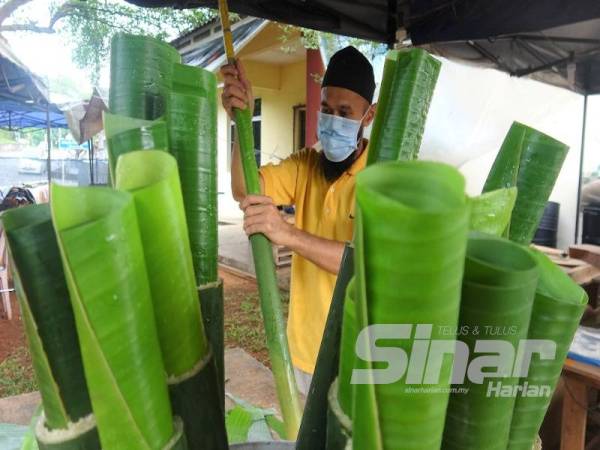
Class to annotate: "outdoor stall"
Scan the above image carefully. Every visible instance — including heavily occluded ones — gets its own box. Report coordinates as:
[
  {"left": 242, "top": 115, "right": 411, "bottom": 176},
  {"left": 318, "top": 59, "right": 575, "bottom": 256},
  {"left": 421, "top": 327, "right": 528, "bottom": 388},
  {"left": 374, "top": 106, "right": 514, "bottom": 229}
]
[{"left": 1, "top": 1, "right": 600, "bottom": 450}]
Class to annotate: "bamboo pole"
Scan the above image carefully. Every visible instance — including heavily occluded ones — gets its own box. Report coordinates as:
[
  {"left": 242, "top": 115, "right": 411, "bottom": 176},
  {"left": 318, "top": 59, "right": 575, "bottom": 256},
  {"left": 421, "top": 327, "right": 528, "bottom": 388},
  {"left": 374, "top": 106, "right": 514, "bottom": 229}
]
[{"left": 217, "top": 0, "right": 301, "bottom": 438}]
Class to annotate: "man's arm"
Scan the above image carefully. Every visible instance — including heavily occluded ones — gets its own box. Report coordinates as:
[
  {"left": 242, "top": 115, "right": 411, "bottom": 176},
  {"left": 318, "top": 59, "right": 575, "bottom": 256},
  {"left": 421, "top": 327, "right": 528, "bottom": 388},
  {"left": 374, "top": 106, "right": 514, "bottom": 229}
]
[
  {"left": 241, "top": 195, "right": 345, "bottom": 274},
  {"left": 230, "top": 137, "right": 265, "bottom": 201}
]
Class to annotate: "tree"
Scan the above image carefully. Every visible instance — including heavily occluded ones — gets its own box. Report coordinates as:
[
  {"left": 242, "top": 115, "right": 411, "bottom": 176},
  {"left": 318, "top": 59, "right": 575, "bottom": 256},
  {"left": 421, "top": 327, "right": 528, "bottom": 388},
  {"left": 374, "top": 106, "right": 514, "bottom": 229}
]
[{"left": 0, "top": 0, "right": 215, "bottom": 83}]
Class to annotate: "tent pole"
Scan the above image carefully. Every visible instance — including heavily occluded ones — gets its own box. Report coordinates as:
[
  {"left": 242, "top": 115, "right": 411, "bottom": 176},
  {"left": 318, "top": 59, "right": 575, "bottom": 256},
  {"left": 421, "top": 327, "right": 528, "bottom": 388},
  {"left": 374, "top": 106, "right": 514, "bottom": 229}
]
[
  {"left": 46, "top": 102, "right": 51, "bottom": 188},
  {"left": 574, "top": 94, "right": 588, "bottom": 244}
]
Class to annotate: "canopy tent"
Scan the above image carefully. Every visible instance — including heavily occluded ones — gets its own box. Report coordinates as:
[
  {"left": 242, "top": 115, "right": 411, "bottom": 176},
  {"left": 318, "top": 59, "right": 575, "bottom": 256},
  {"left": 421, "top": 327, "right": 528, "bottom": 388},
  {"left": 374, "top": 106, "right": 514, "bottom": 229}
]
[
  {"left": 0, "top": 39, "right": 66, "bottom": 130},
  {"left": 128, "top": 0, "right": 600, "bottom": 243}
]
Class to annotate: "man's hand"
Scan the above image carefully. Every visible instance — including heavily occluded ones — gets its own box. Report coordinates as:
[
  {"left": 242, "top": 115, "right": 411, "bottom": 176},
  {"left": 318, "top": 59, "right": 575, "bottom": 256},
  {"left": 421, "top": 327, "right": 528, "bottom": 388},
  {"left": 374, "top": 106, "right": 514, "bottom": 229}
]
[
  {"left": 220, "top": 59, "right": 254, "bottom": 120},
  {"left": 241, "top": 195, "right": 294, "bottom": 246}
]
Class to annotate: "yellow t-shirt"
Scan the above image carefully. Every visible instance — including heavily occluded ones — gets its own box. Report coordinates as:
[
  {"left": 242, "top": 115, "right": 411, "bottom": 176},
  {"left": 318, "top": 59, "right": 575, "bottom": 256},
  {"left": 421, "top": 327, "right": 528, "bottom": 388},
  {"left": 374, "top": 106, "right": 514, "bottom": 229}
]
[{"left": 259, "top": 143, "right": 368, "bottom": 374}]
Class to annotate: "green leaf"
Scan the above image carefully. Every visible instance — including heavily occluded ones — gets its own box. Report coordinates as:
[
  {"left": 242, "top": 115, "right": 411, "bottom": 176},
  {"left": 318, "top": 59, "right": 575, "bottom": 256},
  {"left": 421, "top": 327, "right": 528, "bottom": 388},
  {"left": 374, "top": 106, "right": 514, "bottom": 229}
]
[
  {"left": 469, "top": 187, "right": 517, "bottom": 236},
  {"left": 507, "top": 249, "right": 587, "bottom": 450},
  {"left": 103, "top": 112, "right": 168, "bottom": 185},
  {"left": 109, "top": 33, "right": 181, "bottom": 120},
  {"left": 367, "top": 49, "right": 441, "bottom": 164},
  {"left": 115, "top": 150, "right": 209, "bottom": 376},
  {"left": 225, "top": 406, "right": 253, "bottom": 444},
  {"left": 337, "top": 277, "right": 357, "bottom": 418},
  {"left": 442, "top": 233, "right": 539, "bottom": 450},
  {"left": 168, "top": 65, "right": 219, "bottom": 285},
  {"left": 2, "top": 205, "right": 93, "bottom": 430},
  {"left": 482, "top": 122, "right": 569, "bottom": 244},
  {"left": 51, "top": 184, "right": 174, "bottom": 450},
  {"left": 353, "top": 161, "right": 470, "bottom": 450}
]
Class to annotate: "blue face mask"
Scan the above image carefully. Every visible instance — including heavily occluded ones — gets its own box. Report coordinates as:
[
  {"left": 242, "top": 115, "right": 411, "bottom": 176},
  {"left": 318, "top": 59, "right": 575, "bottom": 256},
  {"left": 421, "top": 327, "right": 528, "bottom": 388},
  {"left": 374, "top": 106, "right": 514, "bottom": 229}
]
[{"left": 317, "top": 111, "right": 365, "bottom": 162}]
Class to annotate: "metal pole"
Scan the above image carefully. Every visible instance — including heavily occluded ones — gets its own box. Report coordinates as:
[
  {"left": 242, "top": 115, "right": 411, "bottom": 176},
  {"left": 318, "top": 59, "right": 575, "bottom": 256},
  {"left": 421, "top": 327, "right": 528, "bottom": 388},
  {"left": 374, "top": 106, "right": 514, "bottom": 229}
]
[
  {"left": 46, "top": 102, "right": 51, "bottom": 188},
  {"left": 574, "top": 94, "right": 588, "bottom": 244},
  {"left": 89, "top": 139, "right": 94, "bottom": 185}
]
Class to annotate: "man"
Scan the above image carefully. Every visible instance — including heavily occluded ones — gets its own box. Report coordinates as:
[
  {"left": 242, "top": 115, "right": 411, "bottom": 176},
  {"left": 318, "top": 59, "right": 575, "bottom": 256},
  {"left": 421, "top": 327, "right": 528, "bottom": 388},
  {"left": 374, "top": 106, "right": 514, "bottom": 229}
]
[{"left": 221, "top": 46, "right": 376, "bottom": 393}]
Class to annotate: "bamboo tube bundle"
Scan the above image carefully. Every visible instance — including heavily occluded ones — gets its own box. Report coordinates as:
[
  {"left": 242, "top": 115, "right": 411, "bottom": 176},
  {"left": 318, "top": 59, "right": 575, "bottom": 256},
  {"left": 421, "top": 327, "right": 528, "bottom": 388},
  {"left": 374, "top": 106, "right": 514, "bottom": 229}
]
[
  {"left": 115, "top": 150, "right": 228, "bottom": 450},
  {"left": 109, "top": 33, "right": 181, "bottom": 120},
  {"left": 507, "top": 249, "right": 587, "bottom": 450},
  {"left": 442, "top": 234, "right": 539, "bottom": 450},
  {"left": 1, "top": 205, "right": 101, "bottom": 450},
  {"left": 51, "top": 184, "right": 187, "bottom": 450},
  {"left": 352, "top": 161, "right": 470, "bottom": 450},
  {"left": 104, "top": 112, "right": 169, "bottom": 184},
  {"left": 366, "top": 49, "right": 441, "bottom": 165},
  {"left": 483, "top": 122, "right": 569, "bottom": 244}
]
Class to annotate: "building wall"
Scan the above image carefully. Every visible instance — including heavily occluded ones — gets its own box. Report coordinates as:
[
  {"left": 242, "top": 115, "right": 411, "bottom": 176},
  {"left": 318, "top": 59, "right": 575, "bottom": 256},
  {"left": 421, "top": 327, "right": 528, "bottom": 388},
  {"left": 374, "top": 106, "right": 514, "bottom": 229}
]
[{"left": 217, "top": 58, "right": 307, "bottom": 220}]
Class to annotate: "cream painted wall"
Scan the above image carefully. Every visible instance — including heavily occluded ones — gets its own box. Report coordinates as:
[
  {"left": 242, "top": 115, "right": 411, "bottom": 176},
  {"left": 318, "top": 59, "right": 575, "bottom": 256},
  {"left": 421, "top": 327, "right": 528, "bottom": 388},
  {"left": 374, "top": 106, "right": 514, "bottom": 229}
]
[{"left": 217, "top": 58, "right": 307, "bottom": 220}]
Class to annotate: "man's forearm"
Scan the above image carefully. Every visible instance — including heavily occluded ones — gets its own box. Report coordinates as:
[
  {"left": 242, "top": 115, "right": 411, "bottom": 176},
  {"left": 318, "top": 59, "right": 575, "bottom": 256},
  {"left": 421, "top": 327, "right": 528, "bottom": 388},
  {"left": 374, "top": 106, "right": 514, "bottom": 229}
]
[{"left": 284, "top": 227, "right": 345, "bottom": 274}]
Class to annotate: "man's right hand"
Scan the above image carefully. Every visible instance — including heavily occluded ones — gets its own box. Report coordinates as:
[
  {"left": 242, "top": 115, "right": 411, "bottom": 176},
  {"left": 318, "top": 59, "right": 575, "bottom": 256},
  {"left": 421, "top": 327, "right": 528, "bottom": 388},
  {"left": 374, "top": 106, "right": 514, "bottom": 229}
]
[{"left": 220, "top": 59, "right": 254, "bottom": 120}]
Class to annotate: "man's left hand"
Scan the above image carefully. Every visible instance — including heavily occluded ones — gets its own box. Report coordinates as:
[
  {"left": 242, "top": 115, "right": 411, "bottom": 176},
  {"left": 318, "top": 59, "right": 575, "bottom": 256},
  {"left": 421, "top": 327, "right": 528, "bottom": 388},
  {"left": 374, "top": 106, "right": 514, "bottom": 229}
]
[{"left": 240, "top": 195, "right": 295, "bottom": 246}]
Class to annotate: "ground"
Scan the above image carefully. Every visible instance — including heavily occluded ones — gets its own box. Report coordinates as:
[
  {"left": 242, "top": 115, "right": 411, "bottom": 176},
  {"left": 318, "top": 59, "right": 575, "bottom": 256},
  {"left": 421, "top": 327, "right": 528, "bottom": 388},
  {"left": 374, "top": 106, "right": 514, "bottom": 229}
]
[{"left": 0, "top": 267, "right": 281, "bottom": 398}]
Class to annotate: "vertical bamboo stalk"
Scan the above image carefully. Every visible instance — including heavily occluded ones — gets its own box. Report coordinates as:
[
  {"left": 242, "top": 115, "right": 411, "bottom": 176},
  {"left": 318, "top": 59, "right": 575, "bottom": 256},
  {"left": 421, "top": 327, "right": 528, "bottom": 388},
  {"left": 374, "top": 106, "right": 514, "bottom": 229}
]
[{"left": 217, "top": 0, "right": 301, "bottom": 437}]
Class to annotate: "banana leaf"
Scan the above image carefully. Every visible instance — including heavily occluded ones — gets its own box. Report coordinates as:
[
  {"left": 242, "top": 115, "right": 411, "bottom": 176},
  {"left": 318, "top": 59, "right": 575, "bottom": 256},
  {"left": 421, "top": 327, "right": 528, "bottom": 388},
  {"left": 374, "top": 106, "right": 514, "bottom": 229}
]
[
  {"left": 109, "top": 33, "right": 180, "bottom": 120},
  {"left": 169, "top": 66, "right": 218, "bottom": 286},
  {"left": 442, "top": 233, "right": 539, "bottom": 450},
  {"left": 337, "top": 277, "right": 357, "bottom": 418},
  {"left": 51, "top": 184, "right": 175, "bottom": 450},
  {"left": 482, "top": 122, "right": 569, "bottom": 244},
  {"left": 296, "top": 245, "right": 354, "bottom": 450},
  {"left": 235, "top": 106, "right": 301, "bottom": 437},
  {"left": 366, "top": 49, "right": 441, "bottom": 165},
  {"left": 326, "top": 379, "right": 352, "bottom": 450},
  {"left": 103, "top": 112, "right": 168, "bottom": 185},
  {"left": 469, "top": 187, "right": 517, "bottom": 236},
  {"left": 507, "top": 249, "right": 587, "bottom": 450},
  {"left": 2, "top": 205, "right": 101, "bottom": 450},
  {"left": 115, "top": 150, "right": 227, "bottom": 450},
  {"left": 352, "top": 161, "right": 470, "bottom": 450}
]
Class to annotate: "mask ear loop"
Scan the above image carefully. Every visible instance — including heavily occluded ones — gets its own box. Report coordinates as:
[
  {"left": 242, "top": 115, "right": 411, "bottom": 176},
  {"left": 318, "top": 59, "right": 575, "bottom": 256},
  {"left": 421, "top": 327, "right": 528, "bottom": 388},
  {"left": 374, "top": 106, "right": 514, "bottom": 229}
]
[{"left": 356, "top": 105, "right": 373, "bottom": 148}]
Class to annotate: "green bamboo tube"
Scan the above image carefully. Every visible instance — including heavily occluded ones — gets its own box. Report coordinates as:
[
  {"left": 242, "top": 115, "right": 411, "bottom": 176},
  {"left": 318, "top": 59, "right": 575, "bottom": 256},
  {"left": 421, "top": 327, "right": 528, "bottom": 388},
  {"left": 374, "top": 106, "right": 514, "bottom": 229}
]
[
  {"left": 51, "top": 184, "right": 178, "bottom": 450},
  {"left": 109, "top": 33, "right": 181, "bottom": 120},
  {"left": 337, "top": 277, "right": 357, "bottom": 418},
  {"left": 1, "top": 205, "right": 101, "bottom": 450},
  {"left": 235, "top": 106, "right": 302, "bottom": 438},
  {"left": 366, "top": 49, "right": 441, "bottom": 165},
  {"left": 167, "top": 76, "right": 218, "bottom": 286},
  {"left": 483, "top": 122, "right": 569, "bottom": 244},
  {"left": 296, "top": 245, "right": 354, "bottom": 450},
  {"left": 326, "top": 379, "right": 352, "bottom": 450},
  {"left": 103, "top": 112, "right": 168, "bottom": 185},
  {"left": 507, "top": 249, "right": 587, "bottom": 450},
  {"left": 198, "top": 280, "right": 225, "bottom": 406},
  {"left": 469, "top": 187, "right": 518, "bottom": 236},
  {"left": 352, "top": 161, "right": 469, "bottom": 450},
  {"left": 442, "top": 233, "right": 539, "bottom": 450},
  {"left": 115, "top": 150, "right": 227, "bottom": 450}
]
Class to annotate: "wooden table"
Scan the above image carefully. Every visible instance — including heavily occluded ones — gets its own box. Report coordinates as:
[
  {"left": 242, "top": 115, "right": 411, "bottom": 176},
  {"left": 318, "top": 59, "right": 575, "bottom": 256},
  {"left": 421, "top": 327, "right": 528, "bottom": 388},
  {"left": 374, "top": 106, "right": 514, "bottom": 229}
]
[{"left": 561, "top": 358, "right": 600, "bottom": 450}]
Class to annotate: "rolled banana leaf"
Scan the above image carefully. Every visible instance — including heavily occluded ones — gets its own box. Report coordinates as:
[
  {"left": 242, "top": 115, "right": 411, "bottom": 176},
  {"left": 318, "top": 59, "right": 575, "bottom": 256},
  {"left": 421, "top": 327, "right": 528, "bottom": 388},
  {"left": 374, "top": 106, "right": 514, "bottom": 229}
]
[
  {"left": 50, "top": 184, "right": 175, "bottom": 450},
  {"left": 507, "top": 249, "right": 587, "bottom": 450},
  {"left": 296, "top": 245, "right": 354, "bottom": 450},
  {"left": 115, "top": 150, "right": 227, "bottom": 450},
  {"left": 1, "top": 205, "right": 101, "bottom": 449},
  {"left": 469, "top": 187, "right": 517, "bottom": 236},
  {"left": 235, "top": 106, "right": 301, "bottom": 437},
  {"left": 366, "top": 49, "right": 441, "bottom": 165},
  {"left": 442, "top": 233, "right": 539, "bottom": 450},
  {"left": 337, "top": 277, "right": 357, "bottom": 418},
  {"left": 169, "top": 66, "right": 218, "bottom": 286},
  {"left": 103, "top": 111, "right": 168, "bottom": 185},
  {"left": 482, "top": 122, "right": 569, "bottom": 244},
  {"left": 352, "top": 161, "right": 470, "bottom": 450},
  {"left": 326, "top": 379, "right": 352, "bottom": 450},
  {"left": 109, "top": 33, "right": 180, "bottom": 120}
]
